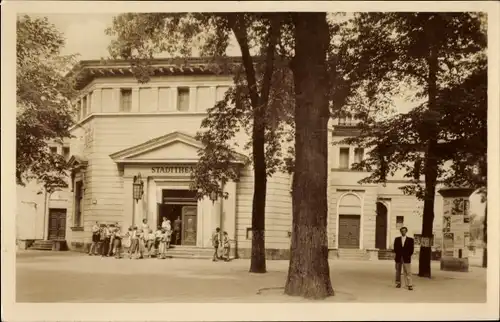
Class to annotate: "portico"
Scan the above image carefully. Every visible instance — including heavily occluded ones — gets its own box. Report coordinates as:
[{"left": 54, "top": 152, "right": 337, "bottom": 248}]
[{"left": 110, "top": 131, "right": 245, "bottom": 248}]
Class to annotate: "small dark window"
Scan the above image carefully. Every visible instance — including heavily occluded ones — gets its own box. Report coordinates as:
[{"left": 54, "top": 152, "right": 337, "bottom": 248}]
[
  {"left": 62, "top": 147, "right": 70, "bottom": 160},
  {"left": 49, "top": 147, "right": 57, "bottom": 154},
  {"left": 177, "top": 87, "right": 190, "bottom": 112},
  {"left": 339, "top": 148, "right": 349, "bottom": 169},
  {"left": 120, "top": 89, "right": 132, "bottom": 112},
  {"left": 396, "top": 216, "right": 404, "bottom": 229}
]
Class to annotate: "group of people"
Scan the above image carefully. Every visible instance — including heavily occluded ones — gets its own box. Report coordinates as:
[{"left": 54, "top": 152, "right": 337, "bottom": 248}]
[
  {"left": 88, "top": 217, "right": 177, "bottom": 259},
  {"left": 88, "top": 218, "right": 232, "bottom": 262}
]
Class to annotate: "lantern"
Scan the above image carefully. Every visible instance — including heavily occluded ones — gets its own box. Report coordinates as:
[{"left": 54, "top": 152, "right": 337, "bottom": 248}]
[
  {"left": 209, "top": 191, "right": 218, "bottom": 203},
  {"left": 133, "top": 173, "right": 144, "bottom": 202}
]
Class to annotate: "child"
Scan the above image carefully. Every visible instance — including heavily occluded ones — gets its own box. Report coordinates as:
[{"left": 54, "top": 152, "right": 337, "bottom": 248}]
[
  {"left": 113, "top": 227, "right": 123, "bottom": 259},
  {"left": 158, "top": 228, "right": 167, "bottom": 259},
  {"left": 222, "top": 231, "right": 231, "bottom": 262},
  {"left": 101, "top": 225, "right": 111, "bottom": 257},
  {"left": 122, "top": 227, "right": 132, "bottom": 255},
  {"left": 147, "top": 228, "right": 155, "bottom": 258},
  {"left": 129, "top": 226, "right": 139, "bottom": 259},
  {"left": 136, "top": 229, "right": 146, "bottom": 259},
  {"left": 154, "top": 226, "right": 162, "bottom": 256}
]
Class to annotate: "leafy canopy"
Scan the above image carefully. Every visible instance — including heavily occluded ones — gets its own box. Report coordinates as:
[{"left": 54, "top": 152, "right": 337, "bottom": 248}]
[{"left": 16, "top": 15, "right": 77, "bottom": 189}]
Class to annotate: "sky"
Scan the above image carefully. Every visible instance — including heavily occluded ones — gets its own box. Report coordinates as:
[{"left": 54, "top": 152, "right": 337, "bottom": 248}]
[{"left": 38, "top": 13, "right": 486, "bottom": 215}]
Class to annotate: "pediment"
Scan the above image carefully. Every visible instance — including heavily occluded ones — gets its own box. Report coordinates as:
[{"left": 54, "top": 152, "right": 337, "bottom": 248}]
[{"left": 110, "top": 131, "right": 247, "bottom": 164}]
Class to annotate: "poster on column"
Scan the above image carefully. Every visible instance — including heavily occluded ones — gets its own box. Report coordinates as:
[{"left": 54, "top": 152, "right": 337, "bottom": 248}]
[
  {"left": 454, "top": 232, "right": 464, "bottom": 248},
  {"left": 443, "top": 232, "right": 454, "bottom": 257},
  {"left": 443, "top": 216, "right": 451, "bottom": 232},
  {"left": 443, "top": 198, "right": 451, "bottom": 216},
  {"left": 451, "top": 198, "right": 465, "bottom": 216}
]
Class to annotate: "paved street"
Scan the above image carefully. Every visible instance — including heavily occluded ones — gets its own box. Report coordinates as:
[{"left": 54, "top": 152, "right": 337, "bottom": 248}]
[{"left": 16, "top": 250, "right": 486, "bottom": 303}]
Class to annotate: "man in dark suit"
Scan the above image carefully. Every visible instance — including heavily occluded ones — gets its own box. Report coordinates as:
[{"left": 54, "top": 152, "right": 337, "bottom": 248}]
[{"left": 393, "top": 226, "right": 414, "bottom": 290}]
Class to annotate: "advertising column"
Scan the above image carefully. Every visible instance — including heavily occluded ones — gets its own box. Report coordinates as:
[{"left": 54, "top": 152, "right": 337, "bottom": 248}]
[{"left": 438, "top": 188, "right": 475, "bottom": 272}]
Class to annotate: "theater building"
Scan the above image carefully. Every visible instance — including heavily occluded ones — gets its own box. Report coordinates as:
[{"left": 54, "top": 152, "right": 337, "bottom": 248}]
[{"left": 17, "top": 57, "right": 446, "bottom": 259}]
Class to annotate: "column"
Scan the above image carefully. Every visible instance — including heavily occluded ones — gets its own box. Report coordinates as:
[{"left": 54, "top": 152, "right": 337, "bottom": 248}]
[
  {"left": 131, "top": 88, "right": 140, "bottom": 112},
  {"left": 438, "top": 188, "right": 475, "bottom": 272},
  {"left": 349, "top": 147, "right": 355, "bottom": 169},
  {"left": 123, "top": 177, "right": 134, "bottom": 229},
  {"left": 92, "top": 88, "right": 102, "bottom": 113}
]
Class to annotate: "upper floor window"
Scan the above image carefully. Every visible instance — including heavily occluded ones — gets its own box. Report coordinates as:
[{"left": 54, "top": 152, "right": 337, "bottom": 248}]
[
  {"left": 354, "top": 148, "right": 364, "bottom": 164},
  {"left": 62, "top": 146, "right": 70, "bottom": 160},
  {"left": 49, "top": 146, "right": 58, "bottom": 154},
  {"left": 120, "top": 89, "right": 132, "bottom": 112},
  {"left": 82, "top": 96, "right": 88, "bottom": 117},
  {"left": 339, "top": 147, "right": 350, "bottom": 169},
  {"left": 177, "top": 87, "right": 190, "bottom": 112}
]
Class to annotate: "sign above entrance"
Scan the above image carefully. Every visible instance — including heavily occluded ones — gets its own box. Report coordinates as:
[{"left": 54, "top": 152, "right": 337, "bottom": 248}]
[{"left": 151, "top": 166, "right": 193, "bottom": 174}]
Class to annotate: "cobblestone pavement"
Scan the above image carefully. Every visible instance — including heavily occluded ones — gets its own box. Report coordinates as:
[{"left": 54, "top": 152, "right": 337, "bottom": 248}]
[{"left": 16, "top": 250, "right": 486, "bottom": 303}]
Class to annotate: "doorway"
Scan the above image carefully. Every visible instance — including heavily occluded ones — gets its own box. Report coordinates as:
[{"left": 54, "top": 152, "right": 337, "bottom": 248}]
[
  {"left": 338, "top": 215, "right": 361, "bottom": 248},
  {"left": 375, "top": 202, "right": 388, "bottom": 249},
  {"left": 48, "top": 208, "right": 66, "bottom": 240},
  {"left": 157, "top": 189, "right": 198, "bottom": 246}
]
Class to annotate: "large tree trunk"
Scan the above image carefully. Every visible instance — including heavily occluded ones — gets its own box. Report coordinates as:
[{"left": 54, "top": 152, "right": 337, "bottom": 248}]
[
  {"left": 284, "top": 13, "right": 334, "bottom": 299},
  {"left": 418, "top": 37, "right": 439, "bottom": 278},
  {"left": 482, "top": 203, "right": 487, "bottom": 268},
  {"left": 250, "top": 110, "right": 267, "bottom": 273}
]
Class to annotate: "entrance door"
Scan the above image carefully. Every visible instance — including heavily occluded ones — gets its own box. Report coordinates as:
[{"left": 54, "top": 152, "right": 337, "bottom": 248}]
[
  {"left": 338, "top": 215, "right": 360, "bottom": 248},
  {"left": 375, "top": 202, "right": 388, "bottom": 249},
  {"left": 48, "top": 208, "right": 66, "bottom": 240},
  {"left": 181, "top": 206, "right": 197, "bottom": 246}
]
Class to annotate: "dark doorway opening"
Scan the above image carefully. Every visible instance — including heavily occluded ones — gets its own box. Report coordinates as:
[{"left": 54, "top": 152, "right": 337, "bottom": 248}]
[
  {"left": 48, "top": 208, "right": 67, "bottom": 240},
  {"left": 375, "top": 202, "right": 388, "bottom": 249},
  {"left": 157, "top": 189, "right": 197, "bottom": 246}
]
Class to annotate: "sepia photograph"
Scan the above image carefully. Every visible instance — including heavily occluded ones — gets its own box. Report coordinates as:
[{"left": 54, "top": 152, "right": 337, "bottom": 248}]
[{"left": 2, "top": 1, "right": 499, "bottom": 321}]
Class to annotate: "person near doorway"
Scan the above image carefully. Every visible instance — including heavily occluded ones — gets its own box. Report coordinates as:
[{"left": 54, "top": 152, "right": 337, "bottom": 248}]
[
  {"left": 154, "top": 226, "right": 163, "bottom": 257},
  {"left": 101, "top": 225, "right": 111, "bottom": 257},
  {"left": 89, "top": 221, "right": 100, "bottom": 256},
  {"left": 123, "top": 226, "right": 132, "bottom": 255},
  {"left": 158, "top": 228, "right": 168, "bottom": 259},
  {"left": 136, "top": 229, "right": 146, "bottom": 259},
  {"left": 108, "top": 225, "right": 117, "bottom": 257},
  {"left": 129, "top": 226, "right": 139, "bottom": 259},
  {"left": 393, "top": 226, "right": 414, "bottom": 290},
  {"left": 146, "top": 228, "right": 155, "bottom": 258},
  {"left": 161, "top": 217, "right": 171, "bottom": 233},
  {"left": 142, "top": 219, "right": 149, "bottom": 234},
  {"left": 113, "top": 227, "right": 123, "bottom": 259},
  {"left": 212, "top": 227, "right": 221, "bottom": 262},
  {"left": 173, "top": 216, "right": 182, "bottom": 245},
  {"left": 222, "top": 231, "right": 231, "bottom": 262}
]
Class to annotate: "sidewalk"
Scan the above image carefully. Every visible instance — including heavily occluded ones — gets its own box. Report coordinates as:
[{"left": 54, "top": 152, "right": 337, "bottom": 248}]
[{"left": 16, "top": 251, "right": 486, "bottom": 303}]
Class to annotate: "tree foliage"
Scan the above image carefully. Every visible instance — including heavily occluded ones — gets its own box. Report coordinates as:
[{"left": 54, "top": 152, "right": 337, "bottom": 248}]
[
  {"left": 16, "top": 15, "right": 77, "bottom": 189},
  {"left": 339, "top": 12, "right": 486, "bottom": 277}
]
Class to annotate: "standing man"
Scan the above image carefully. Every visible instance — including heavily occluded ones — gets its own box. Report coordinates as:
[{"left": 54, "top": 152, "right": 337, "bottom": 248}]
[
  {"left": 393, "top": 226, "right": 414, "bottom": 290},
  {"left": 173, "top": 216, "right": 182, "bottom": 245},
  {"left": 212, "top": 227, "right": 221, "bottom": 262}
]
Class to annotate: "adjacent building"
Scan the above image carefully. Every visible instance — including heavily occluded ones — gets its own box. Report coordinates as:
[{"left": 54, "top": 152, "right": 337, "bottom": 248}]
[{"left": 16, "top": 57, "right": 446, "bottom": 259}]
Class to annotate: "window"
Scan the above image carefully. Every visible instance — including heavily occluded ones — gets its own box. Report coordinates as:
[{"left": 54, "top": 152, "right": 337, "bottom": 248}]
[
  {"left": 49, "top": 147, "right": 57, "bottom": 154},
  {"left": 120, "top": 89, "right": 132, "bottom": 112},
  {"left": 354, "top": 148, "right": 364, "bottom": 164},
  {"left": 62, "top": 147, "right": 70, "bottom": 160},
  {"left": 74, "top": 181, "right": 83, "bottom": 227},
  {"left": 196, "top": 87, "right": 211, "bottom": 111},
  {"left": 396, "top": 216, "right": 404, "bottom": 229},
  {"left": 177, "top": 87, "right": 190, "bottom": 111},
  {"left": 82, "top": 96, "right": 88, "bottom": 117},
  {"left": 339, "top": 148, "right": 350, "bottom": 169}
]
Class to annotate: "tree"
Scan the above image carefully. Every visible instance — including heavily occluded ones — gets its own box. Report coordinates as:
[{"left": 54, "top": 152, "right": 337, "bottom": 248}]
[
  {"left": 284, "top": 13, "right": 334, "bottom": 299},
  {"left": 106, "top": 13, "right": 291, "bottom": 273},
  {"left": 339, "top": 12, "right": 486, "bottom": 278},
  {"left": 16, "top": 15, "right": 77, "bottom": 188}
]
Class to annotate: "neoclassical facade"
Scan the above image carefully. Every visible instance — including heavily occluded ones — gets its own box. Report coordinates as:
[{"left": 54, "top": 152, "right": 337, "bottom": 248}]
[{"left": 16, "top": 58, "right": 445, "bottom": 259}]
